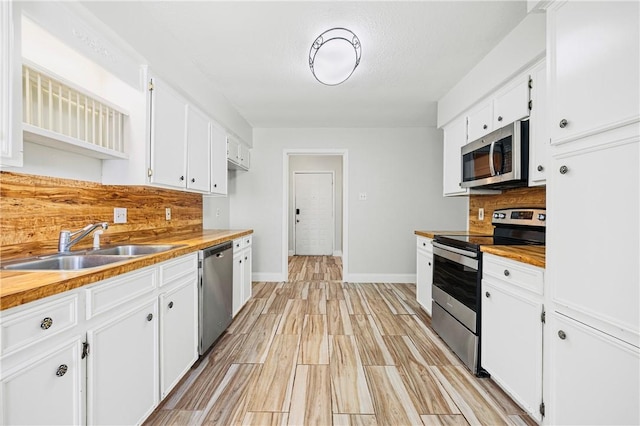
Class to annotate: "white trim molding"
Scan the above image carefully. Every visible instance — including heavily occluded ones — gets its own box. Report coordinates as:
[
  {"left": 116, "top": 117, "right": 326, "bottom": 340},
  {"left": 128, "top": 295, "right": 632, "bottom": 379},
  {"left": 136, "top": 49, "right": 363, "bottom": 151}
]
[{"left": 347, "top": 274, "right": 416, "bottom": 284}]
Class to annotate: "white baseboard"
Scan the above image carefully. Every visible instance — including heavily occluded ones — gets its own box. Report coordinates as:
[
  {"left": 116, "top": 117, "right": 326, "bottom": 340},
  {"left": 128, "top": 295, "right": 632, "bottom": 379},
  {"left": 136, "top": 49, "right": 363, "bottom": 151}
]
[
  {"left": 345, "top": 273, "right": 416, "bottom": 284},
  {"left": 252, "top": 272, "right": 286, "bottom": 282},
  {"left": 332, "top": 250, "right": 342, "bottom": 257},
  {"left": 288, "top": 250, "right": 294, "bottom": 256}
]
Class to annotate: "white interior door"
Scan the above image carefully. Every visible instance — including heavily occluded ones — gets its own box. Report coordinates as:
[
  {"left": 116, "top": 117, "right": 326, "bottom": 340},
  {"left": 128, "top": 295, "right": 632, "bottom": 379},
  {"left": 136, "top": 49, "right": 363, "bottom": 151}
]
[{"left": 294, "top": 172, "right": 334, "bottom": 255}]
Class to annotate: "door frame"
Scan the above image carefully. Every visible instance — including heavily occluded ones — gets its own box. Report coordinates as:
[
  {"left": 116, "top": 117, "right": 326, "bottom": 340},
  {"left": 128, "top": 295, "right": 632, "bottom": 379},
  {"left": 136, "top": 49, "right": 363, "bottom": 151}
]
[
  {"left": 292, "top": 171, "right": 335, "bottom": 256},
  {"left": 282, "top": 149, "right": 349, "bottom": 282}
]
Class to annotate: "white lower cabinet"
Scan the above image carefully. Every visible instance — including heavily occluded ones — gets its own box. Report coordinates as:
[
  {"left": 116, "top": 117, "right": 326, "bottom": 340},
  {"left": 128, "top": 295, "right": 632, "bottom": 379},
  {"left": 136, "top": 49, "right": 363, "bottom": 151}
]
[
  {"left": 0, "top": 337, "right": 84, "bottom": 425},
  {"left": 548, "top": 312, "right": 640, "bottom": 426},
  {"left": 232, "top": 236, "right": 252, "bottom": 316},
  {"left": 87, "top": 298, "right": 159, "bottom": 426},
  {"left": 481, "top": 254, "right": 544, "bottom": 422},
  {"left": 159, "top": 280, "right": 198, "bottom": 398},
  {"left": 415, "top": 236, "right": 433, "bottom": 315},
  {"left": 0, "top": 252, "right": 200, "bottom": 425}
]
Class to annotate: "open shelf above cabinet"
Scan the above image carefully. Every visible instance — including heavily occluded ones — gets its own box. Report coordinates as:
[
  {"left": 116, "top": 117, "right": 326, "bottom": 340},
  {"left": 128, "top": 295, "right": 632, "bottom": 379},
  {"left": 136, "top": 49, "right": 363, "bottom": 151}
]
[{"left": 22, "top": 64, "right": 128, "bottom": 160}]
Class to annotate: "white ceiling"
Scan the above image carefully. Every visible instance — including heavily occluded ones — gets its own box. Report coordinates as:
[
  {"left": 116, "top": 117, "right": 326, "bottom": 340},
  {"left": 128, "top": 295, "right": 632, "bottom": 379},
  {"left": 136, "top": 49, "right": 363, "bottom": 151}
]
[{"left": 81, "top": 1, "right": 528, "bottom": 128}]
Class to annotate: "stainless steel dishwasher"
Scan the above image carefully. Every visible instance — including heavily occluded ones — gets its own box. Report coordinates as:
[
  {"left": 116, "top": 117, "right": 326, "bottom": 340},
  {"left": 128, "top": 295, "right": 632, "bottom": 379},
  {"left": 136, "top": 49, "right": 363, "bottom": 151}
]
[{"left": 198, "top": 241, "right": 233, "bottom": 355}]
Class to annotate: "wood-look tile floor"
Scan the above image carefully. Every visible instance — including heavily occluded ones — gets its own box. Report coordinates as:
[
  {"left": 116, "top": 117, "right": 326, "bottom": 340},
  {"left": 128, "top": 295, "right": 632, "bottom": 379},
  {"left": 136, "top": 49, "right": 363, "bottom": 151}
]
[
  {"left": 288, "top": 255, "right": 342, "bottom": 281},
  {"left": 145, "top": 257, "right": 536, "bottom": 426}
]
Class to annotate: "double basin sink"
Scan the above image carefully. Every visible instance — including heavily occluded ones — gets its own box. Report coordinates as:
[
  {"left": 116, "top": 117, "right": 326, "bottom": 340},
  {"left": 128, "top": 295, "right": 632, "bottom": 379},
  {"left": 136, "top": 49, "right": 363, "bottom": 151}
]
[{"left": 2, "top": 245, "right": 185, "bottom": 271}]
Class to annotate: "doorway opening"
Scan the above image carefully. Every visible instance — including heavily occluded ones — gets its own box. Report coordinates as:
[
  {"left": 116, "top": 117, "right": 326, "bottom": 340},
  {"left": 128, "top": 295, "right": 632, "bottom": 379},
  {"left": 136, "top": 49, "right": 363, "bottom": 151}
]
[{"left": 282, "top": 150, "right": 348, "bottom": 282}]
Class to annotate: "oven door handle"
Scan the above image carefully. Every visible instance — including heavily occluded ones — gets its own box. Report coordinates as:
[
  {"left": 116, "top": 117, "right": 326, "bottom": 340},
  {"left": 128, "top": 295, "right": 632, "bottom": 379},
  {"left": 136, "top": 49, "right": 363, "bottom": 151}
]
[{"left": 432, "top": 242, "right": 478, "bottom": 259}]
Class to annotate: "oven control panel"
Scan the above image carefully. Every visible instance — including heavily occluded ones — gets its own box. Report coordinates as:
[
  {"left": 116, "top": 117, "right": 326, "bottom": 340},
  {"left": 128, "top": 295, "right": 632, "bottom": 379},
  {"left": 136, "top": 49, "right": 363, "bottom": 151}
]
[{"left": 492, "top": 208, "right": 546, "bottom": 227}]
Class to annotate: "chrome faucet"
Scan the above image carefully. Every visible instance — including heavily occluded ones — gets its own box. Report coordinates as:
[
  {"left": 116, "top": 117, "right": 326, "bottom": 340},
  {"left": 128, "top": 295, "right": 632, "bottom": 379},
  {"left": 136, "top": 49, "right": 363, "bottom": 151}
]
[{"left": 58, "top": 222, "right": 109, "bottom": 253}]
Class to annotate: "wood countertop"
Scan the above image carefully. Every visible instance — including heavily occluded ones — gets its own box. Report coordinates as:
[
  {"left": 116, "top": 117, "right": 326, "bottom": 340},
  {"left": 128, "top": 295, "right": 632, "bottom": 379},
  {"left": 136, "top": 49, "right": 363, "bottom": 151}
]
[
  {"left": 0, "top": 229, "right": 253, "bottom": 311},
  {"left": 481, "top": 245, "right": 546, "bottom": 268},
  {"left": 414, "top": 230, "right": 545, "bottom": 268},
  {"left": 414, "top": 230, "right": 487, "bottom": 239}
]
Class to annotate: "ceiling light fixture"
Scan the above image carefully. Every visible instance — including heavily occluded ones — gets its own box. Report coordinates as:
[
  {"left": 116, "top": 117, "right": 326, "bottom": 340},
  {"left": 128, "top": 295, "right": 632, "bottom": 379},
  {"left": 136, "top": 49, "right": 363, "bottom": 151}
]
[{"left": 309, "top": 28, "right": 361, "bottom": 86}]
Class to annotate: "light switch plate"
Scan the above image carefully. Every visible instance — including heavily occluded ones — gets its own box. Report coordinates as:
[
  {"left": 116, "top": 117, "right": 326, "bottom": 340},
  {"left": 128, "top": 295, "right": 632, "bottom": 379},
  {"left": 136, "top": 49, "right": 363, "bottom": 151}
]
[
  {"left": 478, "top": 208, "right": 484, "bottom": 220},
  {"left": 165, "top": 208, "right": 171, "bottom": 221},
  {"left": 114, "top": 208, "right": 127, "bottom": 224}
]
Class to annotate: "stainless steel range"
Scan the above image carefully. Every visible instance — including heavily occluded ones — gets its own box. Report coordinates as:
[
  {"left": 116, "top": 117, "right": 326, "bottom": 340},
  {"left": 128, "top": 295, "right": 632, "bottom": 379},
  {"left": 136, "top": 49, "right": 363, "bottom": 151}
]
[{"left": 431, "top": 207, "right": 546, "bottom": 376}]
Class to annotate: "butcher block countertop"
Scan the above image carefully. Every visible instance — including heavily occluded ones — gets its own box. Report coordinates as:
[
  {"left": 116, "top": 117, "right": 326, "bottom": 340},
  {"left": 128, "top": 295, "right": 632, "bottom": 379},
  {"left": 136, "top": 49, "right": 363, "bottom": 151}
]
[
  {"left": 414, "top": 230, "right": 486, "bottom": 239},
  {"left": 481, "top": 245, "right": 546, "bottom": 268},
  {"left": 414, "top": 230, "right": 545, "bottom": 268},
  {"left": 0, "top": 229, "right": 253, "bottom": 311}
]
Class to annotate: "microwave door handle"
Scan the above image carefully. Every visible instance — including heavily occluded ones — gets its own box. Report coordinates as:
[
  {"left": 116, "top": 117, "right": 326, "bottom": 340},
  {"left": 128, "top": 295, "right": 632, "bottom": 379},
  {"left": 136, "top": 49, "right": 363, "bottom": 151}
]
[{"left": 489, "top": 140, "right": 496, "bottom": 176}]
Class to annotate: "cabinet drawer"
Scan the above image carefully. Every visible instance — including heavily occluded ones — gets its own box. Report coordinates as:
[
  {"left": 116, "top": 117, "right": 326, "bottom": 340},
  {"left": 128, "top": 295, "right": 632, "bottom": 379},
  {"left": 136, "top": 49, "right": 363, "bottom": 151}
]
[
  {"left": 1, "top": 294, "right": 78, "bottom": 355},
  {"left": 242, "top": 235, "right": 252, "bottom": 248},
  {"left": 483, "top": 254, "right": 544, "bottom": 295},
  {"left": 86, "top": 268, "right": 157, "bottom": 319},
  {"left": 416, "top": 236, "right": 433, "bottom": 253},
  {"left": 159, "top": 253, "right": 197, "bottom": 287},
  {"left": 233, "top": 238, "right": 243, "bottom": 253}
]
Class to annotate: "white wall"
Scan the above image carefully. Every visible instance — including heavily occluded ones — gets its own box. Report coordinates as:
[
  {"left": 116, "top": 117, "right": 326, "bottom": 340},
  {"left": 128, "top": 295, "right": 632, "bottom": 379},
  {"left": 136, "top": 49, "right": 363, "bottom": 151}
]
[
  {"left": 288, "top": 155, "right": 343, "bottom": 255},
  {"left": 203, "top": 194, "right": 230, "bottom": 230},
  {"left": 226, "top": 127, "right": 468, "bottom": 282}
]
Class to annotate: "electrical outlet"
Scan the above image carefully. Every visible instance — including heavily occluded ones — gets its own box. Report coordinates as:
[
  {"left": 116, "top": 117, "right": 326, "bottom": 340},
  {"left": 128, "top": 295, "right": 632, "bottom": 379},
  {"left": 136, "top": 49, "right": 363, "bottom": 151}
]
[
  {"left": 478, "top": 208, "right": 485, "bottom": 220},
  {"left": 114, "top": 207, "right": 127, "bottom": 224},
  {"left": 216, "top": 208, "right": 221, "bottom": 217},
  {"left": 165, "top": 208, "right": 171, "bottom": 221},
  {"left": 359, "top": 192, "right": 367, "bottom": 201}
]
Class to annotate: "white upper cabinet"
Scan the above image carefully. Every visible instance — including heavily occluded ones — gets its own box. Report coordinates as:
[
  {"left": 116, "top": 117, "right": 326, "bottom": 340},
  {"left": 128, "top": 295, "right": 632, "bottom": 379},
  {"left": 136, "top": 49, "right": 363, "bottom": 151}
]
[
  {"left": 185, "top": 105, "right": 211, "bottom": 192},
  {"left": 148, "top": 76, "right": 188, "bottom": 189},
  {"left": 467, "top": 101, "right": 493, "bottom": 143},
  {"left": 148, "top": 75, "right": 212, "bottom": 193},
  {"left": 467, "top": 75, "right": 531, "bottom": 143},
  {"left": 227, "top": 135, "right": 250, "bottom": 171},
  {"left": 493, "top": 75, "right": 531, "bottom": 129},
  {"left": 0, "top": 1, "right": 22, "bottom": 167},
  {"left": 442, "top": 117, "right": 469, "bottom": 196},
  {"left": 209, "top": 123, "right": 228, "bottom": 195},
  {"left": 528, "top": 61, "right": 548, "bottom": 186},
  {"left": 548, "top": 1, "right": 640, "bottom": 145}
]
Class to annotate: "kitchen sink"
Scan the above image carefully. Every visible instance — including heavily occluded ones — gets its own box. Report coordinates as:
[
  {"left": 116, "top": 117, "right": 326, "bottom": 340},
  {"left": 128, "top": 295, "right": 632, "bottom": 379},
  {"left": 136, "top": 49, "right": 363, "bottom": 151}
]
[
  {"left": 2, "top": 255, "right": 137, "bottom": 271},
  {"left": 90, "top": 244, "right": 185, "bottom": 256}
]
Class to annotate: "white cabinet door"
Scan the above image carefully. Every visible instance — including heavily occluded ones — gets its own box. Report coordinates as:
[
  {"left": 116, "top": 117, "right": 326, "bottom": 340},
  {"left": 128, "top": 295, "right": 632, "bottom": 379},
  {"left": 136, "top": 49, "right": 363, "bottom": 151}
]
[
  {"left": 0, "top": 1, "right": 22, "bottom": 167},
  {"left": 528, "top": 61, "right": 547, "bottom": 186},
  {"left": 239, "top": 144, "right": 251, "bottom": 170},
  {"left": 159, "top": 280, "right": 198, "bottom": 399},
  {"left": 232, "top": 251, "right": 243, "bottom": 316},
  {"left": 547, "top": 140, "right": 639, "bottom": 344},
  {"left": 210, "top": 124, "right": 228, "bottom": 195},
  {"left": 149, "top": 76, "right": 187, "bottom": 189},
  {"left": 467, "top": 101, "right": 493, "bottom": 142},
  {"left": 493, "top": 75, "right": 530, "bottom": 130},
  {"left": 442, "top": 117, "right": 468, "bottom": 196},
  {"left": 548, "top": 312, "right": 640, "bottom": 426},
  {"left": 548, "top": 1, "right": 640, "bottom": 145},
  {"left": 87, "top": 298, "right": 159, "bottom": 426},
  {"left": 185, "top": 105, "right": 211, "bottom": 192},
  {"left": 242, "top": 246, "right": 252, "bottom": 305},
  {"left": 416, "top": 238, "right": 433, "bottom": 315},
  {"left": 1, "top": 338, "right": 83, "bottom": 425},
  {"left": 481, "top": 282, "right": 542, "bottom": 422},
  {"left": 227, "top": 137, "right": 240, "bottom": 165}
]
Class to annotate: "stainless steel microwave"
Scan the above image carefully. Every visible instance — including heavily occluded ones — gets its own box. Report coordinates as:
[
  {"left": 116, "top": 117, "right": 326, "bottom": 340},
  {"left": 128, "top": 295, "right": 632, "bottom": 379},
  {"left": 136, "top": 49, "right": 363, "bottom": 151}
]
[{"left": 461, "top": 120, "right": 529, "bottom": 189}]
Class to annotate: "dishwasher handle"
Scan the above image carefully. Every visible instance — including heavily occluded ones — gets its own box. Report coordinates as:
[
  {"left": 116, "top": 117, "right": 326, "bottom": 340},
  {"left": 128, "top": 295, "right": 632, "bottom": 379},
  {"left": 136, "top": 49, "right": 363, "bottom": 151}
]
[{"left": 201, "top": 241, "right": 233, "bottom": 260}]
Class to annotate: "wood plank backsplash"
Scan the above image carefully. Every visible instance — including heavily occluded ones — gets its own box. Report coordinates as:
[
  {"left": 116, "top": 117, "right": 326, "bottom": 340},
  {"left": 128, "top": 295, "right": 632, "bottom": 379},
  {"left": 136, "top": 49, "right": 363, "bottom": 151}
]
[
  {"left": 469, "top": 186, "right": 546, "bottom": 234},
  {"left": 0, "top": 171, "right": 202, "bottom": 261}
]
